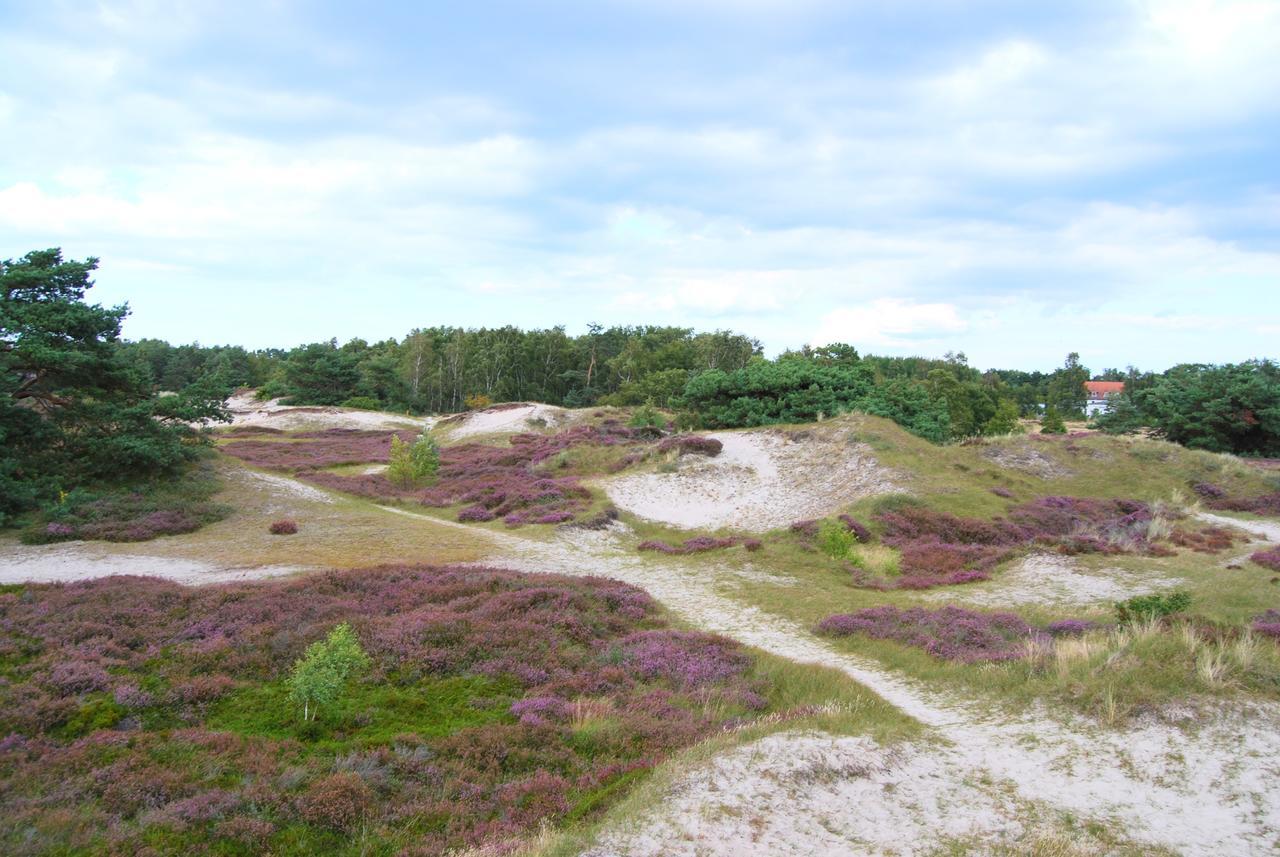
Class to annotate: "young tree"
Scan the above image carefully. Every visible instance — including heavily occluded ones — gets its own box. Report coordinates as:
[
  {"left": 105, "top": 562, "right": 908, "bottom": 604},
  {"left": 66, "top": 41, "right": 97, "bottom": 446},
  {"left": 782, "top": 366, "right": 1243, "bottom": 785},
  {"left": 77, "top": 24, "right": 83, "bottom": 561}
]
[
  {"left": 1040, "top": 406, "right": 1067, "bottom": 434},
  {"left": 1046, "top": 352, "right": 1089, "bottom": 418},
  {"left": 288, "top": 623, "right": 370, "bottom": 722},
  {"left": 388, "top": 432, "right": 440, "bottom": 488}
]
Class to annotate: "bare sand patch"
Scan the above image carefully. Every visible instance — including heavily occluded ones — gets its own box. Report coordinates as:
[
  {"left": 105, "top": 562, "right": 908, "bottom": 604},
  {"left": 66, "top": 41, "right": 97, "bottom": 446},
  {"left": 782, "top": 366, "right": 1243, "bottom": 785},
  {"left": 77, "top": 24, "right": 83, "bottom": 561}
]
[
  {"left": 219, "top": 390, "right": 431, "bottom": 432},
  {"left": 982, "top": 442, "right": 1070, "bottom": 479},
  {"left": 932, "top": 553, "right": 1183, "bottom": 608},
  {"left": 601, "top": 429, "right": 898, "bottom": 532},
  {"left": 440, "top": 403, "right": 573, "bottom": 440},
  {"left": 586, "top": 732, "right": 1024, "bottom": 857},
  {"left": 0, "top": 543, "right": 302, "bottom": 585}
]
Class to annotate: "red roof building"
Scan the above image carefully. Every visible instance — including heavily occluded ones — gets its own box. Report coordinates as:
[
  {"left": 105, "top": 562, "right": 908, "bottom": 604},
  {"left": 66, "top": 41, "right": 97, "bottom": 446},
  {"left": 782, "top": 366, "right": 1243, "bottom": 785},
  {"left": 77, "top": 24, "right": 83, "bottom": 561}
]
[{"left": 1084, "top": 381, "right": 1124, "bottom": 416}]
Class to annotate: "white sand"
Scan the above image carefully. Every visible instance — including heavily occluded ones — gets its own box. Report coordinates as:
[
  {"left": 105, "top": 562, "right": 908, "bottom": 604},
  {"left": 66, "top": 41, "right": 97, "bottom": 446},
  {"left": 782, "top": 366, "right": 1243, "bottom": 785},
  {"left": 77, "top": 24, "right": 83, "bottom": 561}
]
[
  {"left": 602, "top": 430, "right": 898, "bottom": 532},
  {"left": 444, "top": 403, "right": 571, "bottom": 439},
  {"left": 0, "top": 544, "right": 302, "bottom": 585},
  {"left": 933, "top": 553, "right": 1183, "bottom": 608},
  {"left": 586, "top": 733, "right": 1026, "bottom": 856},
  {"left": 218, "top": 390, "right": 432, "bottom": 432}
]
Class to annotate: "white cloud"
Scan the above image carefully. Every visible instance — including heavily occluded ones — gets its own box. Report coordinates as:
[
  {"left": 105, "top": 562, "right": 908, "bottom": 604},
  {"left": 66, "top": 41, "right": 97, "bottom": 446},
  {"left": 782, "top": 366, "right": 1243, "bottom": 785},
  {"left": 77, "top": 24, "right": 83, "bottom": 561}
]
[{"left": 812, "top": 300, "right": 968, "bottom": 349}]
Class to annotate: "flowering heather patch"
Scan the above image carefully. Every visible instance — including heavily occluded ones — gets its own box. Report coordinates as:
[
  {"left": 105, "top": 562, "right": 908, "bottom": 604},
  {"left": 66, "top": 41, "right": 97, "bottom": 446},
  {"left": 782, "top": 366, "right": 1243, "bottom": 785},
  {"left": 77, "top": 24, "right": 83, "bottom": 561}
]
[
  {"left": 837, "top": 514, "right": 872, "bottom": 543},
  {"left": 867, "top": 496, "right": 1175, "bottom": 590},
  {"left": 221, "top": 429, "right": 418, "bottom": 472},
  {"left": 1252, "top": 610, "right": 1280, "bottom": 639},
  {"left": 990, "top": 485, "right": 1015, "bottom": 499},
  {"left": 656, "top": 435, "right": 723, "bottom": 457},
  {"left": 1205, "top": 491, "right": 1280, "bottom": 517},
  {"left": 18, "top": 472, "right": 230, "bottom": 545},
  {"left": 637, "top": 536, "right": 742, "bottom": 554},
  {"left": 1192, "top": 481, "right": 1227, "bottom": 499},
  {"left": 268, "top": 519, "right": 298, "bottom": 535},
  {"left": 0, "top": 566, "right": 766, "bottom": 855},
  {"left": 256, "top": 424, "right": 646, "bottom": 527},
  {"left": 1046, "top": 619, "right": 1097, "bottom": 637},
  {"left": 1253, "top": 547, "right": 1280, "bottom": 572},
  {"left": 817, "top": 605, "right": 1041, "bottom": 662},
  {"left": 1169, "top": 526, "right": 1240, "bottom": 553},
  {"left": 790, "top": 519, "right": 820, "bottom": 537}
]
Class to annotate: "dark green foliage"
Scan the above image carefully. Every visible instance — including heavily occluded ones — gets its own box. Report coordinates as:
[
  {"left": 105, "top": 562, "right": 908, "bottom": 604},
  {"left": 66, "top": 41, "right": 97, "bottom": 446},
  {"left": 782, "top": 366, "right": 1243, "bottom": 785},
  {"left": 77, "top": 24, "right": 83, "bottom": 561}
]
[
  {"left": 1046, "top": 352, "right": 1090, "bottom": 419},
  {"left": 1115, "top": 590, "right": 1192, "bottom": 624},
  {"left": 1091, "top": 390, "right": 1146, "bottom": 435},
  {"left": 1040, "top": 406, "right": 1067, "bottom": 434},
  {"left": 0, "top": 249, "right": 227, "bottom": 526},
  {"left": 1131, "top": 361, "right": 1280, "bottom": 456}
]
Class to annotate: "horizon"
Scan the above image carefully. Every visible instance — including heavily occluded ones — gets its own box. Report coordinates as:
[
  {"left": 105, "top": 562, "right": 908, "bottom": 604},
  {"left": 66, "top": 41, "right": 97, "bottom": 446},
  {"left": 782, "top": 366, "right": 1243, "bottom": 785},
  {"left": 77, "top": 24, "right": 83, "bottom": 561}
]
[{"left": 2, "top": 1, "right": 1277, "bottom": 373}]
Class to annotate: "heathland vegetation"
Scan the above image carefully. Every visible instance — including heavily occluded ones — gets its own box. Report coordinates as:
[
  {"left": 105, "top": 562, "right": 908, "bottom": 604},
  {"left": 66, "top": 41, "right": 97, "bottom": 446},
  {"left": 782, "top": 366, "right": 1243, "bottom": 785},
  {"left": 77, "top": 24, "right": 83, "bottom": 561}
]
[{"left": 5, "top": 247, "right": 1280, "bottom": 853}]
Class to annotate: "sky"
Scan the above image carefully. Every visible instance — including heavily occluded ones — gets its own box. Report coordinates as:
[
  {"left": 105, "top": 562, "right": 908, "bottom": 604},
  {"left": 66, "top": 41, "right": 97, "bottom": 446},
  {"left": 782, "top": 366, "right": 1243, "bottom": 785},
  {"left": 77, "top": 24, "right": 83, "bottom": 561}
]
[{"left": 1, "top": 0, "right": 1277, "bottom": 372}]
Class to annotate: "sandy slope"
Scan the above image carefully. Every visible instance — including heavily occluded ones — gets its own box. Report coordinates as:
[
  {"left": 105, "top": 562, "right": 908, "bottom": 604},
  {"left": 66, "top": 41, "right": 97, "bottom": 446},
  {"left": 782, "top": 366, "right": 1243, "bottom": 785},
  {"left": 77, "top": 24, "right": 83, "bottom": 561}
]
[
  {"left": 441, "top": 403, "right": 573, "bottom": 440},
  {"left": 602, "top": 429, "right": 899, "bottom": 531},
  {"left": 220, "top": 390, "right": 432, "bottom": 431}
]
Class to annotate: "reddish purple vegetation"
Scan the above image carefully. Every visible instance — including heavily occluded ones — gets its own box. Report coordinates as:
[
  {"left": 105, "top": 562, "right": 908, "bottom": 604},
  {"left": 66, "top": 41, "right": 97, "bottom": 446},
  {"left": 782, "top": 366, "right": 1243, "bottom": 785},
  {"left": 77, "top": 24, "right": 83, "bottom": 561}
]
[
  {"left": 743, "top": 538, "right": 764, "bottom": 552},
  {"left": 1252, "top": 547, "right": 1280, "bottom": 572},
  {"left": 222, "top": 428, "right": 419, "bottom": 472},
  {"left": 817, "top": 605, "right": 1042, "bottom": 662},
  {"left": 866, "top": 496, "right": 1175, "bottom": 590},
  {"left": 837, "top": 514, "right": 872, "bottom": 543},
  {"left": 1252, "top": 610, "right": 1280, "bottom": 639},
  {"left": 1169, "top": 526, "right": 1239, "bottom": 553},
  {"left": 637, "top": 536, "right": 743, "bottom": 555},
  {"left": 990, "top": 486, "right": 1015, "bottom": 499},
  {"left": 0, "top": 566, "right": 767, "bottom": 854},
  {"left": 1192, "top": 481, "right": 1227, "bottom": 499},
  {"left": 1206, "top": 492, "right": 1280, "bottom": 517},
  {"left": 790, "top": 519, "right": 820, "bottom": 537},
  {"left": 274, "top": 424, "right": 645, "bottom": 527},
  {"left": 657, "top": 435, "right": 723, "bottom": 457},
  {"left": 268, "top": 519, "right": 298, "bottom": 535}
]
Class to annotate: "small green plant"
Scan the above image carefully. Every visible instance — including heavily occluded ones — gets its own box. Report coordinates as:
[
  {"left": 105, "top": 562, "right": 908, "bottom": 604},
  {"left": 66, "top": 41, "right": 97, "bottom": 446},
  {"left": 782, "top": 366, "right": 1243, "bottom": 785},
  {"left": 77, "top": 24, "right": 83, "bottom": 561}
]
[
  {"left": 1114, "top": 590, "right": 1191, "bottom": 624},
  {"left": 388, "top": 432, "right": 440, "bottom": 488},
  {"left": 817, "top": 519, "right": 856, "bottom": 560},
  {"left": 628, "top": 401, "right": 665, "bottom": 430},
  {"left": 288, "top": 622, "right": 370, "bottom": 721}
]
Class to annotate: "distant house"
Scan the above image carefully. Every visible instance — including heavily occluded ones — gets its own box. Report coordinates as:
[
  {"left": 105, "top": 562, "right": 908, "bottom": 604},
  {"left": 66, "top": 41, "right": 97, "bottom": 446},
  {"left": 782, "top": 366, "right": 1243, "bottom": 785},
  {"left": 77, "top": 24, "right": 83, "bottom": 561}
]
[{"left": 1084, "top": 381, "right": 1124, "bottom": 417}]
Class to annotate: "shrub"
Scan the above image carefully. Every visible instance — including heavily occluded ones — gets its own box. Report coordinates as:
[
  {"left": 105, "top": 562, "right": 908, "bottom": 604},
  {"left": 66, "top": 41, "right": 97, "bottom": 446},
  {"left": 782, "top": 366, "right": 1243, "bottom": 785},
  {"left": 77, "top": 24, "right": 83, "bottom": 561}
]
[
  {"left": 818, "top": 606, "right": 1038, "bottom": 662},
  {"left": 1040, "top": 407, "right": 1067, "bottom": 434},
  {"left": 340, "top": 396, "right": 382, "bottom": 410},
  {"left": 1046, "top": 619, "right": 1095, "bottom": 637},
  {"left": 628, "top": 403, "right": 665, "bottom": 430},
  {"left": 288, "top": 623, "right": 370, "bottom": 721},
  {"left": 464, "top": 393, "right": 493, "bottom": 410},
  {"left": 387, "top": 433, "right": 440, "bottom": 488},
  {"left": 1115, "top": 591, "right": 1192, "bottom": 624},
  {"left": 298, "top": 772, "right": 372, "bottom": 832},
  {"left": 637, "top": 536, "right": 740, "bottom": 555},
  {"left": 816, "top": 519, "right": 856, "bottom": 560},
  {"left": 1252, "top": 547, "right": 1280, "bottom": 572},
  {"left": 269, "top": 519, "right": 298, "bottom": 535},
  {"left": 657, "top": 435, "right": 723, "bottom": 457},
  {"left": 990, "top": 486, "right": 1015, "bottom": 499},
  {"left": 1252, "top": 610, "right": 1280, "bottom": 640},
  {"left": 836, "top": 514, "right": 871, "bottom": 542}
]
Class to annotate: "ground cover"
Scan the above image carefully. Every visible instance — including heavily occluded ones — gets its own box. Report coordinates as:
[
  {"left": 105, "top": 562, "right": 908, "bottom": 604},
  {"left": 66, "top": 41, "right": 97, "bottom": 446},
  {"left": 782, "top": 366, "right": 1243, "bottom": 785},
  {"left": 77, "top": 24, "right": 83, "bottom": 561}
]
[{"left": 0, "top": 564, "right": 870, "bottom": 856}]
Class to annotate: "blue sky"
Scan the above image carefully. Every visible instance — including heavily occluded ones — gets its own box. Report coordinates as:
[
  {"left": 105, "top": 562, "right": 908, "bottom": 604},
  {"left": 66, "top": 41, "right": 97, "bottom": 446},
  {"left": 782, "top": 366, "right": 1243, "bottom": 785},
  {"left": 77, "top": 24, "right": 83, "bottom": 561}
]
[{"left": 1, "top": 0, "right": 1277, "bottom": 371}]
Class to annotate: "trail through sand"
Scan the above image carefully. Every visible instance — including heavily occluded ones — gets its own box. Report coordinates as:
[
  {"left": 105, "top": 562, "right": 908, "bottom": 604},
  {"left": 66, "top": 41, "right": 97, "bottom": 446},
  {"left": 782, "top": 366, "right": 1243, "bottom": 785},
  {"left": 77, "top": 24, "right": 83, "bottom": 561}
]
[
  {"left": 378, "top": 507, "right": 1280, "bottom": 856},
  {"left": 0, "top": 543, "right": 303, "bottom": 585},
  {"left": 602, "top": 430, "right": 898, "bottom": 531}
]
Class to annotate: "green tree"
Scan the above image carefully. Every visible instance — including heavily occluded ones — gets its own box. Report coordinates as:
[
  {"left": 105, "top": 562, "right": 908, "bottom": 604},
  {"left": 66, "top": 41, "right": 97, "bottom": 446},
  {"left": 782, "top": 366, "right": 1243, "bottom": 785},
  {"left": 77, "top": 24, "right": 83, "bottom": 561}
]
[
  {"left": 388, "top": 432, "right": 440, "bottom": 488},
  {"left": 983, "top": 399, "right": 1024, "bottom": 435},
  {"left": 288, "top": 622, "right": 370, "bottom": 721},
  {"left": 1, "top": 249, "right": 225, "bottom": 524},
  {"left": 1040, "top": 406, "right": 1067, "bottom": 434},
  {"left": 1133, "top": 361, "right": 1280, "bottom": 455},
  {"left": 1046, "top": 352, "right": 1089, "bottom": 419}
]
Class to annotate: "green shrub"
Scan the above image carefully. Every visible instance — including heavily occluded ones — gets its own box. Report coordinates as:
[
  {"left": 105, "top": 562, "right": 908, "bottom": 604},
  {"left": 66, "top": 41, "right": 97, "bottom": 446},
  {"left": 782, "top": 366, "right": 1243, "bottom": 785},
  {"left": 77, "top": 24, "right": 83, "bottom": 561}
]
[
  {"left": 288, "top": 623, "right": 370, "bottom": 721},
  {"left": 340, "top": 396, "right": 381, "bottom": 410},
  {"left": 1115, "top": 590, "right": 1192, "bottom": 624},
  {"left": 388, "top": 432, "right": 440, "bottom": 488},
  {"left": 628, "top": 403, "right": 665, "bottom": 430},
  {"left": 1040, "top": 406, "right": 1067, "bottom": 434},
  {"left": 817, "top": 519, "right": 856, "bottom": 560}
]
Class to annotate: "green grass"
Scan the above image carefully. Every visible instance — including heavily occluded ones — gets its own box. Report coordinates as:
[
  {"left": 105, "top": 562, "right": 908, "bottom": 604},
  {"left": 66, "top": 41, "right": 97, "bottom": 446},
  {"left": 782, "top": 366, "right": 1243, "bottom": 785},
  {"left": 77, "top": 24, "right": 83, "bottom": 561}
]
[{"left": 207, "top": 674, "right": 519, "bottom": 752}]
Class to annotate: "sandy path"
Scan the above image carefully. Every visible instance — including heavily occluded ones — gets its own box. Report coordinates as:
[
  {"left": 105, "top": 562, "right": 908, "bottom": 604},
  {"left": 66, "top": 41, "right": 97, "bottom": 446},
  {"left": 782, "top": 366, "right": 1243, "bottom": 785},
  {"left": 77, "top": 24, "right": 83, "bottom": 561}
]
[
  {"left": 373, "top": 507, "right": 1280, "bottom": 855},
  {"left": 602, "top": 430, "right": 898, "bottom": 532},
  {"left": 0, "top": 543, "right": 303, "bottom": 585},
  {"left": 931, "top": 552, "right": 1183, "bottom": 608}
]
